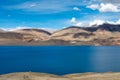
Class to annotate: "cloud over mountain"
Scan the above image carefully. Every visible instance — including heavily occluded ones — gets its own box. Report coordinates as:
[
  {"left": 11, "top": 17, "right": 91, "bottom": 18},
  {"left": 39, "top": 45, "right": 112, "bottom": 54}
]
[
  {"left": 0, "top": 0, "right": 120, "bottom": 29},
  {"left": 87, "top": 3, "right": 120, "bottom": 12}
]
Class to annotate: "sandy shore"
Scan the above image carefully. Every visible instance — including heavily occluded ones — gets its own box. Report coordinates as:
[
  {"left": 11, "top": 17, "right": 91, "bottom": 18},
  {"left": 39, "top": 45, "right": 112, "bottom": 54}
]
[{"left": 0, "top": 72, "right": 120, "bottom": 80}]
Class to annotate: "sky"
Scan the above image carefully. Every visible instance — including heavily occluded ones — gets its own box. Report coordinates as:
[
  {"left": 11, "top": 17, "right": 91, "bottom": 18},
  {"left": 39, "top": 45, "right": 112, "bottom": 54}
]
[{"left": 0, "top": 0, "right": 120, "bottom": 30}]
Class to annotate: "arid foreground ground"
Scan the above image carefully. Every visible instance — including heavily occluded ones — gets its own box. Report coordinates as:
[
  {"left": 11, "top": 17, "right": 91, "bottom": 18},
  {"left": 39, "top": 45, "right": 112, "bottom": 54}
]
[{"left": 0, "top": 72, "right": 120, "bottom": 80}]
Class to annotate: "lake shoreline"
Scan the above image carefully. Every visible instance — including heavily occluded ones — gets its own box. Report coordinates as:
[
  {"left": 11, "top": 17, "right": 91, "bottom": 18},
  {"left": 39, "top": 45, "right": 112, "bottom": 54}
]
[
  {"left": 0, "top": 72, "right": 120, "bottom": 80},
  {"left": 0, "top": 39, "right": 120, "bottom": 46}
]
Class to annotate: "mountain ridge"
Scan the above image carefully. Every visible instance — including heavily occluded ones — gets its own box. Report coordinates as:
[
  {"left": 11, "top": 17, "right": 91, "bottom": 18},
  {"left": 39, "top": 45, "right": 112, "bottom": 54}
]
[{"left": 0, "top": 23, "right": 120, "bottom": 45}]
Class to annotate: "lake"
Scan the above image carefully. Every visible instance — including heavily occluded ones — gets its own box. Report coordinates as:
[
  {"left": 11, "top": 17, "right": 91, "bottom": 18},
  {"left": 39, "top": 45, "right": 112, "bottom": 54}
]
[{"left": 0, "top": 46, "right": 120, "bottom": 75}]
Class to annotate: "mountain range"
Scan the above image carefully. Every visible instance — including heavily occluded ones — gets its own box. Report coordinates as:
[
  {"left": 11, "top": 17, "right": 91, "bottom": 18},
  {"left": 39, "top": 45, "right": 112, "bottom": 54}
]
[{"left": 0, "top": 23, "right": 120, "bottom": 45}]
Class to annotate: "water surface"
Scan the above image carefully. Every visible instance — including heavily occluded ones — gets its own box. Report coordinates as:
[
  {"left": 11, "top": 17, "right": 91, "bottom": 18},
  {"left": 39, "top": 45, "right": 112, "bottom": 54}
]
[{"left": 0, "top": 46, "right": 120, "bottom": 75}]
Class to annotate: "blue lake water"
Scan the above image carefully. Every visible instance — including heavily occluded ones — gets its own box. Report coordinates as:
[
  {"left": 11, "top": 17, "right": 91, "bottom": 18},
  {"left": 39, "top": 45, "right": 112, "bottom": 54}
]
[{"left": 0, "top": 46, "right": 120, "bottom": 75}]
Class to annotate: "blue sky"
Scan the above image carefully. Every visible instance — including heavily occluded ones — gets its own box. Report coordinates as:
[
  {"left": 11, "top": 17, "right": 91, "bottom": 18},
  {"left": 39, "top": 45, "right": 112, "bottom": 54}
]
[{"left": 0, "top": 0, "right": 120, "bottom": 30}]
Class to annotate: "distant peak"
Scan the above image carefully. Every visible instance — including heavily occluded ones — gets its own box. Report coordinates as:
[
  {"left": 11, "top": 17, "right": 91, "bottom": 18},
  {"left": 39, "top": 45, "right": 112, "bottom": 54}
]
[
  {"left": 64, "top": 26, "right": 82, "bottom": 29},
  {"left": 14, "top": 28, "right": 51, "bottom": 35}
]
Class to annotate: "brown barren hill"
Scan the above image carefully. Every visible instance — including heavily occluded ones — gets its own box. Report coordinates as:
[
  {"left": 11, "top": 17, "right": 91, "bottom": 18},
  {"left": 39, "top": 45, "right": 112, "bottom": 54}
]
[
  {"left": 0, "top": 23, "right": 120, "bottom": 45},
  {"left": 13, "top": 29, "right": 51, "bottom": 41}
]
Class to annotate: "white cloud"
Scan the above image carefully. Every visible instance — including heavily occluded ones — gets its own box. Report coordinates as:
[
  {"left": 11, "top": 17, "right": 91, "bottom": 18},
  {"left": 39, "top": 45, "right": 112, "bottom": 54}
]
[
  {"left": 87, "top": 4, "right": 99, "bottom": 10},
  {"left": 15, "top": 26, "right": 31, "bottom": 30},
  {"left": 87, "top": 3, "right": 120, "bottom": 12},
  {"left": 70, "top": 17, "right": 76, "bottom": 23},
  {"left": 99, "top": 0, "right": 120, "bottom": 4},
  {"left": 106, "top": 21, "right": 116, "bottom": 24},
  {"left": 70, "top": 17, "right": 84, "bottom": 27},
  {"left": 1, "top": 26, "right": 31, "bottom": 31},
  {"left": 88, "top": 19, "right": 120, "bottom": 27},
  {"left": 99, "top": 3, "right": 119, "bottom": 12},
  {"left": 116, "top": 19, "right": 120, "bottom": 24},
  {"left": 70, "top": 19, "right": 120, "bottom": 27},
  {"left": 4, "top": 0, "right": 83, "bottom": 14},
  {"left": 89, "top": 20, "right": 105, "bottom": 26},
  {"left": 73, "top": 7, "right": 80, "bottom": 11},
  {"left": 1, "top": 26, "right": 57, "bottom": 32},
  {"left": 63, "top": 27, "right": 67, "bottom": 28},
  {"left": 29, "top": 3, "right": 37, "bottom": 7},
  {"left": 106, "top": 19, "right": 120, "bottom": 25},
  {"left": 75, "top": 22, "right": 82, "bottom": 26},
  {"left": 90, "top": 0, "right": 120, "bottom": 5}
]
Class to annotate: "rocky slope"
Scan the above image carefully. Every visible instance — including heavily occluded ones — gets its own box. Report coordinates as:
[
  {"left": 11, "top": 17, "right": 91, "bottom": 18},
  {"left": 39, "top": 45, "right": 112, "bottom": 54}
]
[
  {"left": 0, "top": 29, "right": 51, "bottom": 44},
  {"left": 13, "top": 29, "right": 51, "bottom": 41},
  {"left": 0, "top": 23, "right": 120, "bottom": 45},
  {"left": 0, "top": 72, "right": 120, "bottom": 80},
  {"left": 0, "top": 29, "right": 5, "bottom": 32},
  {"left": 51, "top": 26, "right": 92, "bottom": 41},
  {"left": 50, "top": 23, "right": 120, "bottom": 45}
]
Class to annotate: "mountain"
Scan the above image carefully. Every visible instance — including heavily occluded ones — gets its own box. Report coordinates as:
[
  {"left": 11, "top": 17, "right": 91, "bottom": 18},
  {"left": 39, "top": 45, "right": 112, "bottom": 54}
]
[
  {"left": 0, "top": 32, "right": 23, "bottom": 39},
  {"left": 0, "top": 23, "right": 120, "bottom": 45},
  {"left": 97, "top": 23, "right": 120, "bottom": 32},
  {"left": 51, "top": 26, "right": 92, "bottom": 41},
  {"left": 0, "top": 29, "right": 52, "bottom": 45},
  {"left": 0, "top": 29, "right": 5, "bottom": 32},
  {"left": 13, "top": 29, "right": 51, "bottom": 41},
  {"left": 50, "top": 23, "right": 120, "bottom": 45}
]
